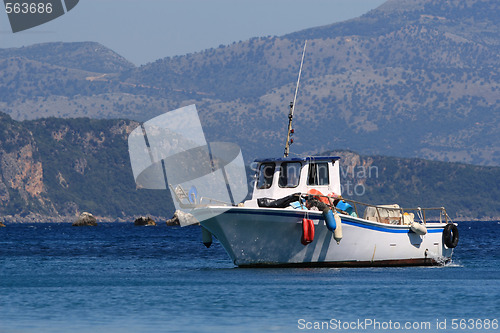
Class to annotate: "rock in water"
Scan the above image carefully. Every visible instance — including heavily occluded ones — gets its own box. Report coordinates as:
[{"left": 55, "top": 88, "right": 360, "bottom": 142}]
[
  {"left": 134, "top": 216, "right": 156, "bottom": 226},
  {"left": 72, "top": 212, "right": 97, "bottom": 226},
  {"left": 0, "top": 221, "right": 5, "bottom": 227},
  {"left": 165, "top": 213, "right": 179, "bottom": 226}
]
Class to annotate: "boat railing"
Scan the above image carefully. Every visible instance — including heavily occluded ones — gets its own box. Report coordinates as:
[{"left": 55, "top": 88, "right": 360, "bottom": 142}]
[
  {"left": 303, "top": 193, "right": 452, "bottom": 226},
  {"left": 169, "top": 184, "right": 231, "bottom": 208}
]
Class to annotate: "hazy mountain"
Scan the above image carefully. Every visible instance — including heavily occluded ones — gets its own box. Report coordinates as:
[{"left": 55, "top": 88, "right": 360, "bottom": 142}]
[
  {"left": 0, "top": 42, "right": 135, "bottom": 73},
  {"left": 0, "top": 0, "right": 499, "bottom": 167},
  {"left": 121, "top": 0, "right": 499, "bottom": 165}
]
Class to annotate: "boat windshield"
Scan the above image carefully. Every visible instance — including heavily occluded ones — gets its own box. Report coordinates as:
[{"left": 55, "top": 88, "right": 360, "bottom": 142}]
[
  {"left": 256, "top": 163, "right": 275, "bottom": 189},
  {"left": 279, "top": 162, "right": 301, "bottom": 188},
  {"left": 307, "top": 162, "right": 329, "bottom": 186}
]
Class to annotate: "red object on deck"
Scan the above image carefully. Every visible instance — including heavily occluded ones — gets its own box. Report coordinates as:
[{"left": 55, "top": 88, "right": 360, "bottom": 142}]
[{"left": 307, "top": 189, "right": 330, "bottom": 205}]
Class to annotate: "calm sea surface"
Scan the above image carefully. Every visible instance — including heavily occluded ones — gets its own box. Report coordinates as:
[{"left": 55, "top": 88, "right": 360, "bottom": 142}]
[{"left": 0, "top": 221, "right": 499, "bottom": 333}]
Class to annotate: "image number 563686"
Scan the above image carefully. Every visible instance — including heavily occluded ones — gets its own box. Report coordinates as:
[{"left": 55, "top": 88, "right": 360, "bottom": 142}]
[{"left": 5, "top": 2, "right": 53, "bottom": 14}]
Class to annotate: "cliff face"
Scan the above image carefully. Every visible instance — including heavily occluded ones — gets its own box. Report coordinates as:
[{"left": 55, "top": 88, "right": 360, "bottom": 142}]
[
  {"left": 2, "top": 144, "right": 44, "bottom": 198},
  {"left": 0, "top": 113, "right": 54, "bottom": 218}
]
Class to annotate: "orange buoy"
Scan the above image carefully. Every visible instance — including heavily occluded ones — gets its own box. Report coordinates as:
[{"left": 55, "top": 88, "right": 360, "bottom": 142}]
[{"left": 301, "top": 218, "right": 315, "bottom": 245}]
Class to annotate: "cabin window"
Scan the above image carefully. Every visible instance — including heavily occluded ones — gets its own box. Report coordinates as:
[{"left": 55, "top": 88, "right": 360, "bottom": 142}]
[
  {"left": 256, "top": 163, "right": 275, "bottom": 189},
  {"left": 307, "top": 162, "right": 329, "bottom": 186},
  {"left": 278, "top": 162, "right": 301, "bottom": 188}
]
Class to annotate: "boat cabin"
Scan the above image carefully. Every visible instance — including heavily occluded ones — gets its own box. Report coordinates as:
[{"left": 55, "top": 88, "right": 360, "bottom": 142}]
[{"left": 250, "top": 156, "right": 342, "bottom": 201}]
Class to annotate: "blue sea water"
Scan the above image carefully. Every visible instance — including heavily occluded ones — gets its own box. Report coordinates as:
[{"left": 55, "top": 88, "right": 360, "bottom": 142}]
[{"left": 0, "top": 221, "right": 499, "bottom": 333}]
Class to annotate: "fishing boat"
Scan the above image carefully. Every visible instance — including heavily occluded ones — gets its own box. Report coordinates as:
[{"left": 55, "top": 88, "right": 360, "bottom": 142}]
[
  {"left": 192, "top": 155, "right": 458, "bottom": 267},
  {"left": 189, "top": 41, "right": 458, "bottom": 267}
]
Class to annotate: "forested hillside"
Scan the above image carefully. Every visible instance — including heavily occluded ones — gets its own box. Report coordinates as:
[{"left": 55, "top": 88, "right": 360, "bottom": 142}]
[{"left": 0, "top": 113, "right": 498, "bottom": 221}]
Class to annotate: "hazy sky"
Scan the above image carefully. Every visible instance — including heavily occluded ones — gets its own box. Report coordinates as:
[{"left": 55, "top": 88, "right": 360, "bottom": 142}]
[{"left": 0, "top": 0, "right": 386, "bottom": 65}]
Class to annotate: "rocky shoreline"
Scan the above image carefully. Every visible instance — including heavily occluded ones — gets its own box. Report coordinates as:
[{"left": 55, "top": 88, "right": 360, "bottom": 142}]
[{"left": 0, "top": 213, "right": 171, "bottom": 224}]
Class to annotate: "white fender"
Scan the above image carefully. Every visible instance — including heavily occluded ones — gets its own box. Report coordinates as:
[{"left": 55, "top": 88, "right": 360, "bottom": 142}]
[
  {"left": 333, "top": 211, "right": 343, "bottom": 244},
  {"left": 410, "top": 222, "right": 427, "bottom": 235}
]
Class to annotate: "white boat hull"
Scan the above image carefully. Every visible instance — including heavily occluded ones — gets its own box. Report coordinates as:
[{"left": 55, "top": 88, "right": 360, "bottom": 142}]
[{"left": 194, "top": 206, "right": 454, "bottom": 267}]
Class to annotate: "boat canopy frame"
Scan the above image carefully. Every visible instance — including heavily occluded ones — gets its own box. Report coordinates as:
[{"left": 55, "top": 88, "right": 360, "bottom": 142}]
[{"left": 254, "top": 156, "right": 341, "bottom": 163}]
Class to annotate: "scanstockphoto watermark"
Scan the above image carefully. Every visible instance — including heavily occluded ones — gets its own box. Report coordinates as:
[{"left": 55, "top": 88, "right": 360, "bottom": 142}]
[
  {"left": 339, "top": 164, "right": 378, "bottom": 197},
  {"left": 248, "top": 162, "right": 379, "bottom": 196},
  {"left": 297, "top": 318, "right": 499, "bottom": 331}
]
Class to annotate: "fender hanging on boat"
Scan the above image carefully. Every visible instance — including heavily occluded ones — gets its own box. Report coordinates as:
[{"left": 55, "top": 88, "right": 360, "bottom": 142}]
[
  {"left": 301, "top": 218, "right": 314, "bottom": 245},
  {"left": 201, "top": 226, "right": 213, "bottom": 248},
  {"left": 333, "top": 211, "right": 343, "bottom": 244},
  {"left": 410, "top": 222, "right": 427, "bottom": 235},
  {"left": 323, "top": 208, "right": 336, "bottom": 232},
  {"left": 443, "top": 224, "right": 459, "bottom": 248}
]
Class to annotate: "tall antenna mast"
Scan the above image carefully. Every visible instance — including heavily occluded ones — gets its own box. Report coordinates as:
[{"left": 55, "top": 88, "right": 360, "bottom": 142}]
[{"left": 284, "top": 40, "right": 307, "bottom": 158}]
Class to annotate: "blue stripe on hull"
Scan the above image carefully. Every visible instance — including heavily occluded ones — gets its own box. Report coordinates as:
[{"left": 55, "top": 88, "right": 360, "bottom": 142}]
[
  {"left": 342, "top": 220, "right": 443, "bottom": 234},
  {"left": 222, "top": 208, "right": 444, "bottom": 234}
]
